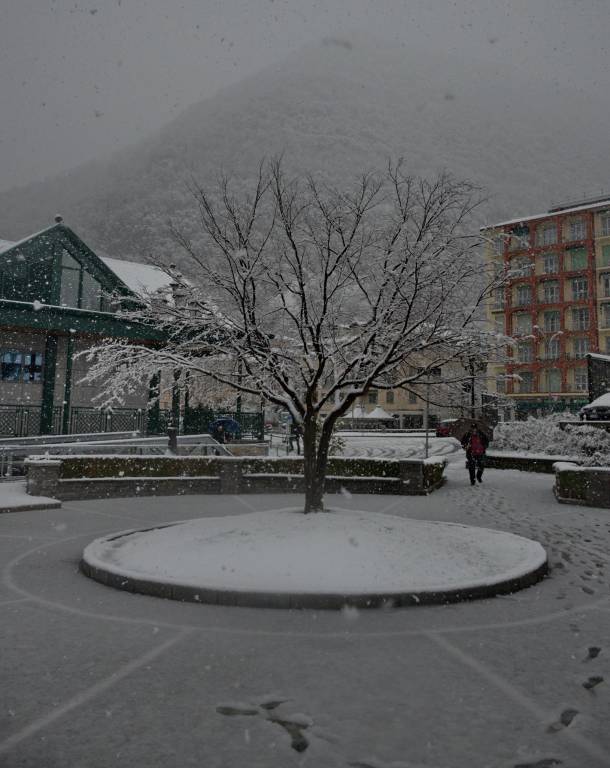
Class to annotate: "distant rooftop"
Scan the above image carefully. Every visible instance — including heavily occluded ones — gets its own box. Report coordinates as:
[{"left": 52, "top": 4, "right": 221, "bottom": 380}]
[
  {"left": 485, "top": 196, "right": 610, "bottom": 230},
  {"left": 549, "top": 191, "right": 610, "bottom": 212}
]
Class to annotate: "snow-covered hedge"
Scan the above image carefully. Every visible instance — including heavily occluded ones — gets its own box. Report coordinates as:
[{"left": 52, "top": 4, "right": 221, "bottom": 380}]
[
  {"left": 491, "top": 415, "right": 610, "bottom": 467},
  {"left": 56, "top": 454, "right": 406, "bottom": 480}
]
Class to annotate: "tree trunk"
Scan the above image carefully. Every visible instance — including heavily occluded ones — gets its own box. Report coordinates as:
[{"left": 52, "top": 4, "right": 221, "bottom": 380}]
[
  {"left": 302, "top": 415, "right": 337, "bottom": 513},
  {"left": 302, "top": 417, "right": 325, "bottom": 513}
]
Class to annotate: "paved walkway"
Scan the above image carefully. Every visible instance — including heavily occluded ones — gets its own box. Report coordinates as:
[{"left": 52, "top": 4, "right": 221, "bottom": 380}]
[{"left": 1, "top": 465, "right": 610, "bottom": 767}]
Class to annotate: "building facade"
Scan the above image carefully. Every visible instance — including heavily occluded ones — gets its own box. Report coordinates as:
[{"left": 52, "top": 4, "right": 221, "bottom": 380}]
[
  {"left": 483, "top": 196, "right": 610, "bottom": 417},
  {"left": 0, "top": 220, "right": 169, "bottom": 437}
]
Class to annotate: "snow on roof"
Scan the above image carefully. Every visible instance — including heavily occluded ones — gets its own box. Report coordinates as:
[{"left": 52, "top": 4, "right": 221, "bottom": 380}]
[
  {"left": 345, "top": 406, "right": 366, "bottom": 418},
  {"left": 588, "top": 352, "right": 610, "bottom": 363},
  {"left": 483, "top": 197, "right": 610, "bottom": 231},
  {"left": 100, "top": 256, "right": 174, "bottom": 296},
  {"left": 0, "top": 239, "right": 15, "bottom": 253},
  {"left": 0, "top": 225, "right": 57, "bottom": 255},
  {"left": 583, "top": 392, "right": 610, "bottom": 409},
  {"left": 366, "top": 406, "right": 394, "bottom": 419}
]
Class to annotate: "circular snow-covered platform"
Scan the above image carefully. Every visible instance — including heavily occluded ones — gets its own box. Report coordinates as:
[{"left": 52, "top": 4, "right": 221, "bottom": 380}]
[{"left": 81, "top": 508, "right": 548, "bottom": 609}]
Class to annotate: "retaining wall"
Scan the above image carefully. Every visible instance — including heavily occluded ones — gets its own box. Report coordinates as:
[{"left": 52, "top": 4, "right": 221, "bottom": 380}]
[{"left": 25, "top": 455, "right": 446, "bottom": 501}]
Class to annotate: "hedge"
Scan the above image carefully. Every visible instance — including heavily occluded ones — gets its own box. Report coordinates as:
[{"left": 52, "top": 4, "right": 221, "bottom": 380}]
[{"left": 57, "top": 455, "right": 404, "bottom": 480}]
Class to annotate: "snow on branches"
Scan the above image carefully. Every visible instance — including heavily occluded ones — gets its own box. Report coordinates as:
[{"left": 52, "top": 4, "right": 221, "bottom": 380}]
[{"left": 81, "top": 158, "right": 506, "bottom": 510}]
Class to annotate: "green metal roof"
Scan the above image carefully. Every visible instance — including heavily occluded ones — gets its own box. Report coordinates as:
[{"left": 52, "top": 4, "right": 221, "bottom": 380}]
[{"left": 0, "top": 223, "right": 165, "bottom": 342}]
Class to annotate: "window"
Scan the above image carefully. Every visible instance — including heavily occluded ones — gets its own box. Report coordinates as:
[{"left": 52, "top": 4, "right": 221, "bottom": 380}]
[
  {"left": 517, "top": 341, "right": 533, "bottom": 362},
  {"left": 0, "top": 350, "right": 43, "bottom": 382},
  {"left": 542, "top": 280, "right": 559, "bottom": 303},
  {"left": 573, "top": 337, "right": 589, "bottom": 359},
  {"left": 545, "top": 337, "right": 560, "bottom": 360},
  {"left": 515, "top": 284, "right": 532, "bottom": 306},
  {"left": 572, "top": 307, "right": 589, "bottom": 330},
  {"left": 574, "top": 369, "right": 588, "bottom": 392},
  {"left": 602, "top": 304, "right": 610, "bottom": 328},
  {"left": 0, "top": 351, "right": 21, "bottom": 381},
  {"left": 493, "top": 235, "right": 505, "bottom": 255},
  {"left": 385, "top": 390, "right": 394, "bottom": 405},
  {"left": 80, "top": 270, "right": 103, "bottom": 311},
  {"left": 606, "top": 336, "right": 610, "bottom": 354},
  {"left": 512, "top": 256, "right": 533, "bottom": 275},
  {"left": 600, "top": 213, "right": 610, "bottom": 237},
  {"left": 368, "top": 390, "right": 378, "bottom": 404},
  {"left": 602, "top": 244, "right": 610, "bottom": 267},
  {"left": 602, "top": 273, "right": 610, "bottom": 298},
  {"left": 513, "top": 313, "right": 532, "bottom": 335},
  {"left": 542, "top": 252, "right": 559, "bottom": 274},
  {"left": 543, "top": 310, "right": 560, "bottom": 332},
  {"left": 496, "top": 376, "right": 506, "bottom": 394},
  {"left": 572, "top": 277, "right": 588, "bottom": 300},
  {"left": 60, "top": 252, "right": 81, "bottom": 307},
  {"left": 536, "top": 223, "right": 557, "bottom": 246},
  {"left": 568, "top": 248, "right": 587, "bottom": 271},
  {"left": 518, "top": 371, "right": 534, "bottom": 393},
  {"left": 568, "top": 218, "right": 586, "bottom": 241},
  {"left": 509, "top": 227, "right": 529, "bottom": 250},
  {"left": 544, "top": 368, "right": 561, "bottom": 393},
  {"left": 59, "top": 249, "right": 104, "bottom": 310},
  {"left": 493, "top": 287, "right": 505, "bottom": 309},
  {"left": 408, "top": 390, "right": 417, "bottom": 404}
]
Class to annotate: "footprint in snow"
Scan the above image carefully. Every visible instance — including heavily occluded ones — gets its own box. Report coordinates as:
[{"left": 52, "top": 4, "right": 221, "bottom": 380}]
[
  {"left": 546, "top": 708, "right": 578, "bottom": 733},
  {"left": 584, "top": 646, "right": 601, "bottom": 661},
  {"left": 582, "top": 676, "right": 604, "bottom": 690},
  {"left": 216, "top": 697, "right": 311, "bottom": 752}
]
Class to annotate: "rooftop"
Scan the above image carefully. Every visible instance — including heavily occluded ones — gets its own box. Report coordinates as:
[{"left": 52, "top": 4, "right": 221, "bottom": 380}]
[
  {"left": 0, "top": 227, "right": 173, "bottom": 298},
  {"left": 483, "top": 197, "right": 610, "bottom": 230}
]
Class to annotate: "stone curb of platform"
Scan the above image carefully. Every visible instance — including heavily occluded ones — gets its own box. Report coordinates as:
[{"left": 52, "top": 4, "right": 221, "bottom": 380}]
[
  {"left": 0, "top": 499, "right": 62, "bottom": 514},
  {"left": 80, "top": 543, "right": 548, "bottom": 611}
]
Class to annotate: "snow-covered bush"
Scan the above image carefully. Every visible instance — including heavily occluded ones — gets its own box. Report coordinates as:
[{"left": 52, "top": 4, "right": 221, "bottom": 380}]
[{"left": 491, "top": 416, "right": 610, "bottom": 466}]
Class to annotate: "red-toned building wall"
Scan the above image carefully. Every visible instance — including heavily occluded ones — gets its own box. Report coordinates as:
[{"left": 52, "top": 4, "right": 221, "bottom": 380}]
[{"left": 500, "top": 210, "right": 598, "bottom": 405}]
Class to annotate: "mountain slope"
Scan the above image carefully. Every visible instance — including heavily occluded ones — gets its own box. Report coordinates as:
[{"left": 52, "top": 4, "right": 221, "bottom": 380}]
[{"left": 1, "top": 38, "right": 609, "bottom": 263}]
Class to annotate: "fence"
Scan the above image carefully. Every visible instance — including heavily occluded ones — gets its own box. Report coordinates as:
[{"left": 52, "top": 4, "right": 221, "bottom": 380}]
[
  {"left": 0, "top": 404, "right": 145, "bottom": 438},
  {"left": 0, "top": 403, "right": 265, "bottom": 440},
  {"left": 183, "top": 406, "right": 264, "bottom": 440},
  {"left": 0, "top": 405, "right": 62, "bottom": 438},
  {"left": 69, "top": 407, "right": 147, "bottom": 435}
]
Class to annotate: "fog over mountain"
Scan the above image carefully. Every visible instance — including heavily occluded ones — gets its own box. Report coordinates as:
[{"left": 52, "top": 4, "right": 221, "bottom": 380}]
[{"left": 2, "top": 37, "right": 609, "bottom": 264}]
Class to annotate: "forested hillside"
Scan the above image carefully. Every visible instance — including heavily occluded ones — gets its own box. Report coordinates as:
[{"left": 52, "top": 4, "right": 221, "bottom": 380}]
[{"left": 1, "top": 38, "right": 609, "bottom": 268}]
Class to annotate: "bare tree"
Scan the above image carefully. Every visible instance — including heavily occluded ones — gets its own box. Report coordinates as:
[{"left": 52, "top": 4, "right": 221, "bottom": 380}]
[{"left": 83, "top": 159, "right": 505, "bottom": 512}]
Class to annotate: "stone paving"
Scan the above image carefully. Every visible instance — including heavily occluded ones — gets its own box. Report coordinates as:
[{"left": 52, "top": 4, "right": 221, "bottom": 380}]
[{"left": 1, "top": 463, "right": 610, "bottom": 768}]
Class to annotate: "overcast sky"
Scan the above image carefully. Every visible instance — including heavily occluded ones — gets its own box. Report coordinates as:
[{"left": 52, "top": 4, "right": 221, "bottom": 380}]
[{"left": 1, "top": 0, "right": 609, "bottom": 193}]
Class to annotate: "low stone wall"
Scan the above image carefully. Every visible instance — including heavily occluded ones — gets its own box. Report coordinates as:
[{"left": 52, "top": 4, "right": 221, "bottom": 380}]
[
  {"left": 25, "top": 455, "right": 447, "bottom": 501},
  {"left": 553, "top": 462, "right": 610, "bottom": 509},
  {"left": 226, "top": 442, "right": 268, "bottom": 457},
  {"left": 485, "top": 452, "right": 577, "bottom": 474}
]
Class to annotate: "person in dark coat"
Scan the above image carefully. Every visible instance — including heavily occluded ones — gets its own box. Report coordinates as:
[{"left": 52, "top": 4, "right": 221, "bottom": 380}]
[
  {"left": 461, "top": 424, "right": 489, "bottom": 486},
  {"left": 212, "top": 423, "right": 225, "bottom": 444},
  {"left": 288, "top": 421, "right": 303, "bottom": 455}
]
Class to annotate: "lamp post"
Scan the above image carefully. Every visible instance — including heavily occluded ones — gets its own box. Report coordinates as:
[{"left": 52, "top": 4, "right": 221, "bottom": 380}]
[{"left": 423, "top": 381, "right": 431, "bottom": 459}]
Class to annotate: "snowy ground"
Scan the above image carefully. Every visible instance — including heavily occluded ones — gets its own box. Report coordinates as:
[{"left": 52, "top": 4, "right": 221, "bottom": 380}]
[
  {"left": 0, "top": 481, "right": 61, "bottom": 513},
  {"left": 2, "top": 465, "right": 610, "bottom": 767},
  {"left": 270, "top": 433, "right": 463, "bottom": 463}
]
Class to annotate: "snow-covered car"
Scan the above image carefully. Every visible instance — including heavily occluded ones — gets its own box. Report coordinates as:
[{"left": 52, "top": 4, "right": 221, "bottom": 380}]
[{"left": 579, "top": 392, "right": 610, "bottom": 421}]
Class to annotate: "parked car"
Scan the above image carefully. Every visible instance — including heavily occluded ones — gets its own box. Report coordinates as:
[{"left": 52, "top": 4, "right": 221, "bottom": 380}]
[
  {"left": 435, "top": 419, "right": 458, "bottom": 437},
  {"left": 579, "top": 393, "right": 610, "bottom": 421}
]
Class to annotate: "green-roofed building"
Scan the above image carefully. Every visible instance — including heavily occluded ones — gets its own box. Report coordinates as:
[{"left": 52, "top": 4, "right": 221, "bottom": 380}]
[{"left": 0, "top": 218, "right": 170, "bottom": 437}]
